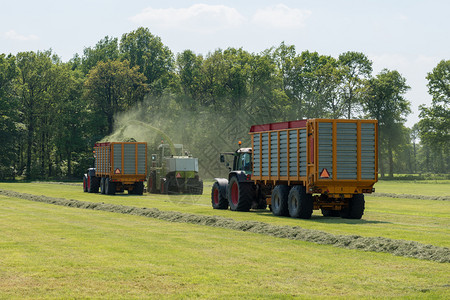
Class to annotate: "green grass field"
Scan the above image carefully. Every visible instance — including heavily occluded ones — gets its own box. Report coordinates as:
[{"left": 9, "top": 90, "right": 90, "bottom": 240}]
[{"left": 0, "top": 181, "right": 449, "bottom": 298}]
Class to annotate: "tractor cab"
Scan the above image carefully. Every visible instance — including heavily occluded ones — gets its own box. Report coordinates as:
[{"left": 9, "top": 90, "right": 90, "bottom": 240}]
[{"left": 220, "top": 147, "right": 252, "bottom": 174}]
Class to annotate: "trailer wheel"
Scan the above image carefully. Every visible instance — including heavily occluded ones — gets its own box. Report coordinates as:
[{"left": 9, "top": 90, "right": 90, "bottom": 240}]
[
  {"left": 211, "top": 182, "right": 228, "bottom": 209},
  {"left": 288, "top": 185, "right": 313, "bottom": 219},
  {"left": 83, "top": 175, "right": 88, "bottom": 192},
  {"left": 227, "top": 176, "right": 253, "bottom": 211},
  {"left": 133, "top": 182, "right": 144, "bottom": 195},
  {"left": 105, "top": 178, "right": 115, "bottom": 195},
  {"left": 100, "top": 177, "right": 105, "bottom": 194},
  {"left": 271, "top": 185, "right": 290, "bottom": 216},
  {"left": 340, "top": 194, "right": 365, "bottom": 219}
]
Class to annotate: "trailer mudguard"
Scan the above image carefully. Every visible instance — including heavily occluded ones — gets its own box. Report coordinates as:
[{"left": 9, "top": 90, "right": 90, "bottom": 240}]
[{"left": 214, "top": 178, "right": 228, "bottom": 200}]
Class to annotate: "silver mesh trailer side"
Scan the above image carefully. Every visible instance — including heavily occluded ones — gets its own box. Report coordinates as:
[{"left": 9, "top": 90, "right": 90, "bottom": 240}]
[
  {"left": 361, "top": 123, "right": 376, "bottom": 179},
  {"left": 280, "top": 131, "right": 288, "bottom": 176},
  {"left": 318, "top": 122, "right": 333, "bottom": 179},
  {"left": 137, "top": 144, "right": 146, "bottom": 175},
  {"left": 261, "top": 133, "right": 269, "bottom": 176},
  {"left": 336, "top": 122, "right": 357, "bottom": 179},
  {"left": 113, "top": 144, "right": 122, "bottom": 173},
  {"left": 270, "top": 133, "right": 278, "bottom": 177},
  {"left": 123, "top": 144, "right": 136, "bottom": 174},
  {"left": 288, "top": 130, "right": 297, "bottom": 177},
  {"left": 253, "top": 134, "right": 260, "bottom": 176},
  {"left": 299, "top": 129, "right": 307, "bottom": 177}
]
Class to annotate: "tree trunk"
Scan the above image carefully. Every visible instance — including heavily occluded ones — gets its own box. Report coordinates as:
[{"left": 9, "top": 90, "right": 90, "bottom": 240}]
[
  {"left": 67, "top": 150, "right": 72, "bottom": 178},
  {"left": 26, "top": 119, "right": 33, "bottom": 179},
  {"left": 388, "top": 139, "right": 394, "bottom": 178}
]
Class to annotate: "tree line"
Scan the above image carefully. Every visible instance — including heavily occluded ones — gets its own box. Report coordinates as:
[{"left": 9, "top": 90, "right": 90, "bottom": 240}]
[{"left": 0, "top": 27, "right": 448, "bottom": 180}]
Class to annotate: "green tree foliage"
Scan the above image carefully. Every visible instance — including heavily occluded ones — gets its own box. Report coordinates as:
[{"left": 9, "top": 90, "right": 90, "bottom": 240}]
[
  {"left": 1, "top": 28, "right": 447, "bottom": 180},
  {"left": 84, "top": 60, "right": 149, "bottom": 135},
  {"left": 363, "top": 69, "right": 411, "bottom": 177},
  {"left": 338, "top": 52, "right": 372, "bottom": 119},
  {"left": 418, "top": 60, "right": 449, "bottom": 173},
  {"left": 15, "top": 51, "right": 54, "bottom": 178},
  {"left": 80, "top": 36, "right": 119, "bottom": 74},
  {"left": 120, "top": 27, "right": 174, "bottom": 95},
  {"left": 0, "top": 54, "right": 18, "bottom": 179}
]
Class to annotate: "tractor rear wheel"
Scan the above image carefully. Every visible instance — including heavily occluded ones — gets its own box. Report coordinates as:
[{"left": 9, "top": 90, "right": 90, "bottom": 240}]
[
  {"left": 271, "top": 185, "right": 290, "bottom": 216},
  {"left": 87, "top": 174, "right": 99, "bottom": 193},
  {"left": 340, "top": 194, "right": 365, "bottom": 219},
  {"left": 83, "top": 175, "right": 88, "bottom": 192},
  {"left": 288, "top": 185, "right": 313, "bottom": 219},
  {"left": 227, "top": 176, "right": 254, "bottom": 211},
  {"left": 211, "top": 182, "right": 228, "bottom": 209}
]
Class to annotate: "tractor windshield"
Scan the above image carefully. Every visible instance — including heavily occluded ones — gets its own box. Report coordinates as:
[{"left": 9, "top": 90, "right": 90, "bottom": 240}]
[{"left": 236, "top": 152, "right": 252, "bottom": 173}]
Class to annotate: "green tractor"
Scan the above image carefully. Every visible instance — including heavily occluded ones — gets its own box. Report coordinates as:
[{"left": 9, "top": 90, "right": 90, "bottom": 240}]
[{"left": 147, "top": 144, "right": 203, "bottom": 195}]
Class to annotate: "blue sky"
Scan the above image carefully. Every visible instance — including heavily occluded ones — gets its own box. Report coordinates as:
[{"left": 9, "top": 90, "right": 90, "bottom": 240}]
[{"left": 1, "top": 0, "right": 449, "bottom": 127}]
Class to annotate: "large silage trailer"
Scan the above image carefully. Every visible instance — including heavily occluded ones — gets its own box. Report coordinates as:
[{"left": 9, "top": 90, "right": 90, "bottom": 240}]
[
  {"left": 211, "top": 119, "right": 378, "bottom": 219},
  {"left": 83, "top": 142, "right": 147, "bottom": 195}
]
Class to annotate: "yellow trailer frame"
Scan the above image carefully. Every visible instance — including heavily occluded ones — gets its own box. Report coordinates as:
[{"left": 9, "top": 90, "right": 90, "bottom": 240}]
[{"left": 250, "top": 119, "right": 378, "bottom": 207}]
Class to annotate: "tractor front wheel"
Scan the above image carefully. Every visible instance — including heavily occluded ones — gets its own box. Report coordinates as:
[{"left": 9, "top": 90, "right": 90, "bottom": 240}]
[{"left": 211, "top": 182, "right": 228, "bottom": 209}]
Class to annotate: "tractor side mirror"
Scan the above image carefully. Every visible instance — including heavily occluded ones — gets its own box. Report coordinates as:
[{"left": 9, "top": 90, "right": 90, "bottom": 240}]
[{"left": 220, "top": 154, "right": 225, "bottom": 163}]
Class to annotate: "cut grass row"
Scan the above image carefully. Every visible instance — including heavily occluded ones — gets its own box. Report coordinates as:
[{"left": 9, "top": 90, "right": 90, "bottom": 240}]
[
  {"left": 2, "top": 189, "right": 448, "bottom": 263},
  {"left": 0, "top": 194, "right": 449, "bottom": 298},
  {"left": 1, "top": 182, "right": 449, "bottom": 248}
]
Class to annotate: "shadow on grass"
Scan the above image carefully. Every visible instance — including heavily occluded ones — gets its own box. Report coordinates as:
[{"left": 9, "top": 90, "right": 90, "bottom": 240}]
[{"left": 250, "top": 209, "right": 391, "bottom": 225}]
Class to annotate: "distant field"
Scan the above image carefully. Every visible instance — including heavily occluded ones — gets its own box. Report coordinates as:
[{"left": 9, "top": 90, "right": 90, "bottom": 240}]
[
  {"left": 374, "top": 180, "right": 450, "bottom": 196},
  {"left": 1, "top": 181, "right": 449, "bottom": 248},
  {"left": 1, "top": 192, "right": 449, "bottom": 298},
  {"left": 0, "top": 181, "right": 449, "bottom": 298}
]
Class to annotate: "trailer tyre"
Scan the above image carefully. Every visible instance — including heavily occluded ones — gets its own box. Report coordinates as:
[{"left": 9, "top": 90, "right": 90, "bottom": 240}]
[
  {"left": 288, "top": 185, "right": 313, "bottom": 219},
  {"left": 227, "top": 176, "right": 253, "bottom": 212},
  {"left": 271, "top": 185, "right": 290, "bottom": 216},
  {"left": 340, "top": 194, "right": 365, "bottom": 219},
  {"left": 133, "top": 182, "right": 144, "bottom": 195},
  {"left": 105, "top": 178, "right": 115, "bottom": 195},
  {"left": 100, "top": 177, "right": 105, "bottom": 194},
  {"left": 211, "top": 182, "right": 228, "bottom": 209}
]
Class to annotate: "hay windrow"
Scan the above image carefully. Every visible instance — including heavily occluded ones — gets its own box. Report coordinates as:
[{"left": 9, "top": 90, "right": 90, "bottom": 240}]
[
  {"left": 1, "top": 189, "right": 449, "bottom": 263},
  {"left": 371, "top": 192, "right": 449, "bottom": 201}
]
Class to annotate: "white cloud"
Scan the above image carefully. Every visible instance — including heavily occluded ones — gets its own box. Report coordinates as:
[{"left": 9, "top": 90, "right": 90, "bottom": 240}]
[
  {"left": 130, "top": 4, "right": 245, "bottom": 33},
  {"left": 4, "top": 30, "right": 38, "bottom": 41},
  {"left": 252, "top": 4, "right": 311, "bottom": 29}
]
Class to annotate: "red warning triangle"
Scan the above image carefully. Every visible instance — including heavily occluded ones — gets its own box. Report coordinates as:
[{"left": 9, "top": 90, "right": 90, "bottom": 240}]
[
  {"left": 115, "top": 168, "right": 121, "bottom": 174},
  {"left": 320, "top": 168, "right": 330, "bottom": 178},
  {"left": 176, "top": 172, "right": 181, "bottom": 178}
]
